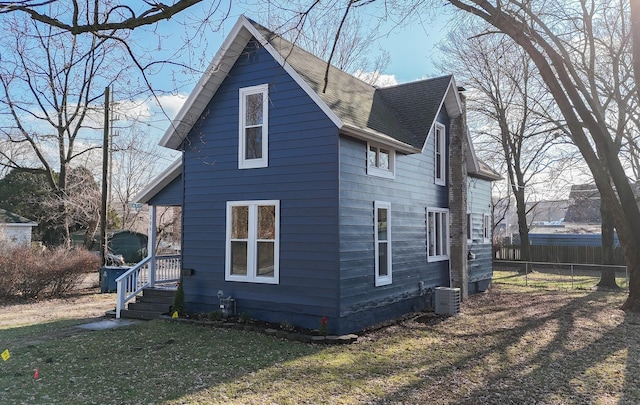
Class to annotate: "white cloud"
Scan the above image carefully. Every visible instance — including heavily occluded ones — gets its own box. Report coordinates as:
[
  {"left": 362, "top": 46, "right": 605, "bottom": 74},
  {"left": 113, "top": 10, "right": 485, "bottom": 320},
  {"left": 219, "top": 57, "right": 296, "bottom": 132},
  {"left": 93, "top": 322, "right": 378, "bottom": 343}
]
[
  {"left": 113, "top": 99, "right": 153, "bottom": 121},
  {"left": 354, "top": 70, "right": 398, "bottom": 87},
  {"left": 151, "top": 93, "right": 188, "bottom": 121}
]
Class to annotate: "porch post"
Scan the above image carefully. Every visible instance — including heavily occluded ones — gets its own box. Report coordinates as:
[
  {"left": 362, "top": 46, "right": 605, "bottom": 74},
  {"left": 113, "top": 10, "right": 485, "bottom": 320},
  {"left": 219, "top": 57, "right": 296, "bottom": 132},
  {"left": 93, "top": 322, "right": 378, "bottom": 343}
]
[{"left": 148, "top": 204, "right": 157, "bottom": 287}]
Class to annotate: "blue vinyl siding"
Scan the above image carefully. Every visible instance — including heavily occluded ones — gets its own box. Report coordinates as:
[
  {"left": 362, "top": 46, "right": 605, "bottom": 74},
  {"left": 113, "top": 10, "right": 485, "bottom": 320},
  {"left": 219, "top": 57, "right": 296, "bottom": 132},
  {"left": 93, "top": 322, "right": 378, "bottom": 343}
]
[
  {"left": 337, "top": 114, "right": 451, "bottom": 333},
  {"left": 148, "top": 174, "right": 183, "bottom": 206},
  {"left": 180, "top": 40, "right": 340, "bottom": 329},
  {"left": 467, "top": 176, "right": 493, "bottom": 291},
  {"left": 166, "top": 34, "right": 495, "bottom": 334}
]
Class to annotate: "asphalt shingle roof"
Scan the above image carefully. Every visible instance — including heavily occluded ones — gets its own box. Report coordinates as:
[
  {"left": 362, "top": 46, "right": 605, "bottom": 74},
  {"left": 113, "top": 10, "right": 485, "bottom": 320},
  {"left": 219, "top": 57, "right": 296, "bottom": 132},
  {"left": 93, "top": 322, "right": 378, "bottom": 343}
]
[
  {"left": 0, "top": 208, "right": 36, "bottom": 225},
  {"left": 250, "top": 19, "right": 453, "bottom": 149}
]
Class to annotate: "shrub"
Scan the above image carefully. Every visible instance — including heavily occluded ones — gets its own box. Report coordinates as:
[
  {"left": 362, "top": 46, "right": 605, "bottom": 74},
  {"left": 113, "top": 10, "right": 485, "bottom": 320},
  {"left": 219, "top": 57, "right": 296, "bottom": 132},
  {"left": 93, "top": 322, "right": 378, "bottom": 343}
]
[
  {"left": 171, "top": 282, "right": 186, "bottom": 316},
  {"left": 0, "top": 245, "right": 100, "bottom": 301}
]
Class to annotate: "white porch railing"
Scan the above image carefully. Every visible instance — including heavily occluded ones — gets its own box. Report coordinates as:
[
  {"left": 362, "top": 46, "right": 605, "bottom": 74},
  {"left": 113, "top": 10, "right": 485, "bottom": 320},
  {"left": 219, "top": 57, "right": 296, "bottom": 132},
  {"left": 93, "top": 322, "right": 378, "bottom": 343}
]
[{"left": 115, "top": 255, "right": 181, "bottom": 318}]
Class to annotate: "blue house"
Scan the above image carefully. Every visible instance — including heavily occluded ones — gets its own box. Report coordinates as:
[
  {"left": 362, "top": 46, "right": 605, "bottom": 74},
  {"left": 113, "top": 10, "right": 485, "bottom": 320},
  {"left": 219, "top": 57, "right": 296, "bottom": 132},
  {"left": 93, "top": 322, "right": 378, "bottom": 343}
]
[{"left": 130, "top": 16, "right": 500, "bottom": 334}]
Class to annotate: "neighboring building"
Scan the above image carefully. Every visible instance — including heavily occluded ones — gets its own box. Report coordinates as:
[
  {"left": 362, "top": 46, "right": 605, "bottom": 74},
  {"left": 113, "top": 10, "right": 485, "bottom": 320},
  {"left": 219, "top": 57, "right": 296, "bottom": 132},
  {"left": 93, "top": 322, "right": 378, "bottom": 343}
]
[
  {"left": 135, "top": 16, "right": 500, "bottom": 334},
  {"left": 0, "top": 208, "right": 37, "bottom": 246}
]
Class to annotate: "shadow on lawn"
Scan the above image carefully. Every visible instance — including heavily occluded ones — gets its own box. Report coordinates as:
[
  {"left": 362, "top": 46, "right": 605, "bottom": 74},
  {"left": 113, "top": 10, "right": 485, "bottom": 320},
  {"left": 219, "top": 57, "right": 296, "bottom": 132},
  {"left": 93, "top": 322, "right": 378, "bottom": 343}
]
[
  {"left": 0, "top": 318, "right": 326, "bottom": 404},
  {"left": 369, "top": 289, "right": 639, "bottom": 404}
]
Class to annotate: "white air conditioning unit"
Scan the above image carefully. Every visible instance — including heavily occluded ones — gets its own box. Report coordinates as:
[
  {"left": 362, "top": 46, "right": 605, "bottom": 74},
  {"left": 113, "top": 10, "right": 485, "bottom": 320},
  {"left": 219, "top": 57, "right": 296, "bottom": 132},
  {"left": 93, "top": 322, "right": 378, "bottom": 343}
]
[{"left": 434, "top": 287, "right": 461, "bottom": 315}]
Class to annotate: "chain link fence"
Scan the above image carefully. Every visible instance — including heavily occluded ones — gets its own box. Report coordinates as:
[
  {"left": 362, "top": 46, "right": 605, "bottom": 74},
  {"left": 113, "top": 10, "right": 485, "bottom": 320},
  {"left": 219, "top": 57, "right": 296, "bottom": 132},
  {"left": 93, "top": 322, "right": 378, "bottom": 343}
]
[{"left": 493, "top": 260, "right": 628, "bottom": 291}]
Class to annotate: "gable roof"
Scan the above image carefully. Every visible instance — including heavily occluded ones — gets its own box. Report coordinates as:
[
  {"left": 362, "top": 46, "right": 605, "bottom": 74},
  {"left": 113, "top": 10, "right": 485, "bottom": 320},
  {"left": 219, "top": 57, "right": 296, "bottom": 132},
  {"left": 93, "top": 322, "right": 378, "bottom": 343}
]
[
  {"left": 134, "top": 158, "right": 182, "bottom": 204},
  {"left": 0, "top": 209, "right": 37, "bottom": 226},
  {"left": 160, "top": 15, "right": 463, "bottom": 154}
]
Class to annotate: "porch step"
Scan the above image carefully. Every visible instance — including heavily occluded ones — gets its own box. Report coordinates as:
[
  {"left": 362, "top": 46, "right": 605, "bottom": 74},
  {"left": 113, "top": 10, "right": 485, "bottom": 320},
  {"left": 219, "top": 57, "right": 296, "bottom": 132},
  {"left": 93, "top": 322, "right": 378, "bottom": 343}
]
[
  {"left": 119, "top": 288, "right": 175, "bottom": 320},
  {"left": 119, "top": 308, "right": 168, "bottom": 321}
]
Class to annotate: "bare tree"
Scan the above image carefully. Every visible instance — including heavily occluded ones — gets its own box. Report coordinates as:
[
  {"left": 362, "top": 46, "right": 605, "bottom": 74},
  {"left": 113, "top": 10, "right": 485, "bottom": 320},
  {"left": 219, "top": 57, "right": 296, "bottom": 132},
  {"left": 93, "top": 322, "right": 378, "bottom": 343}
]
[
  {"left": 0, "top": 1, "right": 209, "bottom": 34},
  {"left": 439, "top": 27, "right": 572, "bottom": 262},
  {"left": 110, "top": 128, "right": 169, "bottom": 230},
  {"left": 0, "top": 9, "right": 129, "bottom": 246},
  {"left": 438, "top": 0, "right": 640, "bottom": 309}
]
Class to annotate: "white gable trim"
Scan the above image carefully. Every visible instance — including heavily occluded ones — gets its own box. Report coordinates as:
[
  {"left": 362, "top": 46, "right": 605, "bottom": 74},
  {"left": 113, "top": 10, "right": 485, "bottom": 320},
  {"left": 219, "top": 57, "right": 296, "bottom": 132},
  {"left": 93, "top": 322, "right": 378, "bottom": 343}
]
[
  {"left": 134, "top": 158, "right": 182, "bottom": 204},
  {"left": 160, "top": 16, "right": 343, "bottom": 150},
  {"left": 160, "top": 17, "right": 253, "bottom": 149},
  {"left": 422, "top": 76, "right": 463, "bottom": 154}
]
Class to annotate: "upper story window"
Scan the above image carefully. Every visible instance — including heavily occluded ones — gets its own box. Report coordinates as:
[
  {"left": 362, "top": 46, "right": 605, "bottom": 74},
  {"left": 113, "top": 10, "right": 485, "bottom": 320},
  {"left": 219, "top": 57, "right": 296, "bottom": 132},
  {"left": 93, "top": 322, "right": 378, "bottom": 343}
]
[
  {"left": 467, "top": 213, "right": 473, "bottom": 243},
  {"left": 367, "top": 143, "right": 395, "bottom": 179},
  {"left": 434, "top": 122, "right": 446, "bottom": 186},
  {"left": 226, "top": 200, "right": 279, "bottom": 284},
  {"left": 239, "top": 84, "right": 269, "bottom": 169}
]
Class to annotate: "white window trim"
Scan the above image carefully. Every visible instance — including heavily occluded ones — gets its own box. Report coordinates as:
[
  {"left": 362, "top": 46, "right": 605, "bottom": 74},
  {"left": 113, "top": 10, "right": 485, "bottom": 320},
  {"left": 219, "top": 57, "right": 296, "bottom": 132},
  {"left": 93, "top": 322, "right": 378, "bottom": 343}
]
[
  {"left": 483, "top": 213, "right": 492, "bottom": 243},
  {"left": 434, "top": 122, "right": 446, "bottom": 186},
  {"left": 367, "top": 143, "right": 396, "bottom": 179},
  {"left": 225, "top": 200, "right": 280, "bottom": 284},
  {"left": 467, "top": 212, "right": 473, "bottom": 243},
  {"left": 238, "top": 84, "right": 269, "bottom": 169},
  {"left": 427, "top": 207, "right": 450, "bottom": 262},
  {"left": 374, "top": 201, "right": 392, "bottom": 286}
]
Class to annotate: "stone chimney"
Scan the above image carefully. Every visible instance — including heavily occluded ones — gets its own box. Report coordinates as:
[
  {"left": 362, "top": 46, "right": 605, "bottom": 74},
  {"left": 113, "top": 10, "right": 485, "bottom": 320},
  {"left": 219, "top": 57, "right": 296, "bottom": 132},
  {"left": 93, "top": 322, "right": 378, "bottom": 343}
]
[{"left": 448, "top": 90, "right": 469, "bottom": 299}]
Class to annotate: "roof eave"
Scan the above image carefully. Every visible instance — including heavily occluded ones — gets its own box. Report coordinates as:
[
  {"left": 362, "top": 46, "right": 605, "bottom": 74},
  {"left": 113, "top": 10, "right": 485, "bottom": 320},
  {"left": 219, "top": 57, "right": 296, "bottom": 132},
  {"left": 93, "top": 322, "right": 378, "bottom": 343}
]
[
  {"left": 341, "top": 124, "right": 420, "bottom": 154},
  {"left": 469, "top": 169, "right": 502, "bottom": 181},
  {"left": 134, "top": 158, "right": 183, "bottom": 204}
]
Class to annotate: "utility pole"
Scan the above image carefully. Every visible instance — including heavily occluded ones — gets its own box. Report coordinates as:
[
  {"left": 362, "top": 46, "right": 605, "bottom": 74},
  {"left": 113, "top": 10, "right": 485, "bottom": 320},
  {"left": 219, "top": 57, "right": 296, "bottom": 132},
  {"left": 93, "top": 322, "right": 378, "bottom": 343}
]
[
  {"left": 109, "top": 90, "right": 118, "bottom": 209},
  {"left": 100, "top": 87, "right": 110, "bottom": 266}
]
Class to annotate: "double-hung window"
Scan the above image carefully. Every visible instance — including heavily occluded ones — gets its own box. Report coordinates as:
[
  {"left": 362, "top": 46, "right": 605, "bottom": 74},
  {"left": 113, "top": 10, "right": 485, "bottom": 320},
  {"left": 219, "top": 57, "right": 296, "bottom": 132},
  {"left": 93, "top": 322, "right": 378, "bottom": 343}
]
[
  {"left": 239, "top": 84, "right": 269, "bottom": 169},
  {"left": 374, "top": 201, "right": 392, "bottom": 286},
  {"left": 434, "top": 123, "right": 446, "bottom": 185},
  {"left": 368, "top": 143, "right": 395, "bottom": 179},
  {"left": 226, "top": 200, "right": 279, "bottom": 284},
  {"left": 427, "top": 207, "right": 449, "bottom": 262}
]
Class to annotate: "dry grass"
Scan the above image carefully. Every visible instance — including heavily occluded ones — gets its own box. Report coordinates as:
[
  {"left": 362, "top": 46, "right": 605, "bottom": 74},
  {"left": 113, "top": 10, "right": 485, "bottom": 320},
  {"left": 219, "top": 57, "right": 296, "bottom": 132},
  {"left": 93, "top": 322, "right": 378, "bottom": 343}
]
[{"left": 2, "top": 282, "right": 640, "bottom": 404}]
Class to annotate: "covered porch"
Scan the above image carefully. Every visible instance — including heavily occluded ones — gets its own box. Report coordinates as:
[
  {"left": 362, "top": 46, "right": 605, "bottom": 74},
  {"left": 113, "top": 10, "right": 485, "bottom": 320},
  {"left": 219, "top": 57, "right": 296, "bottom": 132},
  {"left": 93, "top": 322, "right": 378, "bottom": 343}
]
[{"left": 114, "top": 159, "right": 183, "bottom": 319}]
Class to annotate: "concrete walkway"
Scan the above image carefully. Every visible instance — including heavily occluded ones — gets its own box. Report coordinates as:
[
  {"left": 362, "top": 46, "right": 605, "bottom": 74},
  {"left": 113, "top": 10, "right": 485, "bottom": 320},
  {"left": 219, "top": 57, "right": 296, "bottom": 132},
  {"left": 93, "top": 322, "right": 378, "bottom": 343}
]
[{"left": 76, "top": 318, "right": 140, "bottom": 331}]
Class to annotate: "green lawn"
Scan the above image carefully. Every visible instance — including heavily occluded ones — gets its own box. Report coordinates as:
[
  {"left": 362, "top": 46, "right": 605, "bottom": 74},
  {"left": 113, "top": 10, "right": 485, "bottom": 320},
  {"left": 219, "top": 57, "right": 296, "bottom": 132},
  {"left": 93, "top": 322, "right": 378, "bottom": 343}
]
[
  {"left": 493, "top": 267, "right": 628, "bottom": 290},
  {"left": 1, "top": 284, "right": 639, "bottom": 404}
]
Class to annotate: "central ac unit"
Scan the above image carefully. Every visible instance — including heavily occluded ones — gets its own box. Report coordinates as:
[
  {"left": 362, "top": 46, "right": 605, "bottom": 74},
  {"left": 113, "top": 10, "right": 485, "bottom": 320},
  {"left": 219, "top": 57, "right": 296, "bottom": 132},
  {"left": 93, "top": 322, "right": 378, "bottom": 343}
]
[{"left": 434, "top": 287, "right": 461, "bottom": 315}]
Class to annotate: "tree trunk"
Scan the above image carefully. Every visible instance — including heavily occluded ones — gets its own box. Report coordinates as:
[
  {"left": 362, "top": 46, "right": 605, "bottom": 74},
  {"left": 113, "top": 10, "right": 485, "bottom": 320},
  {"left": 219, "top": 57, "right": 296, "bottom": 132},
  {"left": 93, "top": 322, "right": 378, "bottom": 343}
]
[
  {"left": 597, "top": 197, "right": 619, "bottom": 290},
  {"left": 513, "top": 174, "right": 530, "bottom": 263},
  {"left": 83, "top": 219, "right": 99, "bottom": 250}
]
